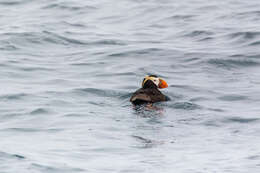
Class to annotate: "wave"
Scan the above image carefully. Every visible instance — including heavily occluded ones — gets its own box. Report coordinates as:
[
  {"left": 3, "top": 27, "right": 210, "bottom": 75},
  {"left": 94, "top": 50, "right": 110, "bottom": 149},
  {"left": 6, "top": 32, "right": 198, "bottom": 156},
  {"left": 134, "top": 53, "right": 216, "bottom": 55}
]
[
  {"left": 248, "top": 41, "right": 260, "bottom": 46},
  {"left": 166, "top": 14, "right": 195, "bottom": 20},
  {"left": 30, "top": 108, "right": 50, "bottom": 115},
  {"left": 207, "top": 58, "right": 259, "bottom": 69},
  {"left": 72, "top": 88, "right": 130, "bottom": 98},
  {"left": 203, "top": 116, "right": 260, "bottom": 127},
  {"left": 1, "top": 31, "right": 86, "bottom": 48},
  {"left": 41, "top": 3, "right": 97, "bottom": 11},
  {"left": 1, "top": 31, "right": 128, "bottom": 51},
  {"left": 223, "top": 117, "right": 260, "bottom": 124},
  {"left": 108, "top": 48, "right": 172, "bottom": 57},
  {"left": 0, "top": 93, "right": 30, "bottom": 100},
  {"left": 167, "top": 102, "right": 201, "bottom": 110},
  {"left": 227, "top": 31, "right": 260, "bottom": 40},
  {"left": 0, "top": 0, "right": 25, "bottom": 6},
  {"left": 0, "top": 151, "right": 25, "bottom": 159},
  {"left": 30, "top": 163, "right": 85, "bottom": 172},
  {"left": 235, "top": 10, "right": 260, "bottom": 20},
  {"left": 183, "top": 30, "right": 214, "bottom": 38},
  {"left": 217, "top": 94, "right": 248, "bottom": 101}
]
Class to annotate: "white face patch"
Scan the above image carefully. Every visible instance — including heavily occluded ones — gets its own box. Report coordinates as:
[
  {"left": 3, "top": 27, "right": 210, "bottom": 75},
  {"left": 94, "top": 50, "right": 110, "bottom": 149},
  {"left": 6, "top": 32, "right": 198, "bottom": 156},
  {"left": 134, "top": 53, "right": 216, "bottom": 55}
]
[
  {"left": 151, "top": 77, "right": 160, "bottom": 86},
  {"left": 142, "top": 76, "right": 160, "bottom": 87},
  {"left": 143, "top": 76, "right": 159, "bottom": 87}
]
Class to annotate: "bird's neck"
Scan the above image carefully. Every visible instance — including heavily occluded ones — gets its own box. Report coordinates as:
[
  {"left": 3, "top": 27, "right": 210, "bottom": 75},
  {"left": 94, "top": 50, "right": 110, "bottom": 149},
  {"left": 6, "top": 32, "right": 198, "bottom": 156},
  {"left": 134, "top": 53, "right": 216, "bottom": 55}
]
[{"left": 142, "top": 80, "right": 158, "bottom": 89}]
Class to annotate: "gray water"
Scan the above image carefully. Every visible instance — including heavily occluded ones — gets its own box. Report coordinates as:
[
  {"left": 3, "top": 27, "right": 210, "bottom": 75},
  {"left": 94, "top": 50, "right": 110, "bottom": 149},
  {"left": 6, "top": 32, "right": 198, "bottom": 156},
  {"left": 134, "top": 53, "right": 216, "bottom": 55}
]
[{"left": 1, "top": 0, "right": 260, "bottom": 172}]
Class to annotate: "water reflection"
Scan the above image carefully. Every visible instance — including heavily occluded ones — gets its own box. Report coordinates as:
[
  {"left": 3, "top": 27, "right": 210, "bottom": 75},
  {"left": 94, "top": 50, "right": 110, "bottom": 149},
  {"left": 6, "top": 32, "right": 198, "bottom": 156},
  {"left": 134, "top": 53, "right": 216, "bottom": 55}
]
[
  {"left": 130, "top": 103, "right": 167, "bottom": 149},
  {"left": 132, "top": 135, "right": 164, "bottom": 149},
  {"left": 132, "top": 103, "right": 165, "bottom": 118}
]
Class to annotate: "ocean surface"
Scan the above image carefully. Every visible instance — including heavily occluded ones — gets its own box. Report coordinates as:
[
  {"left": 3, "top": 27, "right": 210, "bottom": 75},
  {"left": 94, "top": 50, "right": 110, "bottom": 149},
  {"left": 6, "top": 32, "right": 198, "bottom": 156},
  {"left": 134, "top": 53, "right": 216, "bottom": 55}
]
[{"left": 1, "top": 0, "right": 260, "bottom": 172}]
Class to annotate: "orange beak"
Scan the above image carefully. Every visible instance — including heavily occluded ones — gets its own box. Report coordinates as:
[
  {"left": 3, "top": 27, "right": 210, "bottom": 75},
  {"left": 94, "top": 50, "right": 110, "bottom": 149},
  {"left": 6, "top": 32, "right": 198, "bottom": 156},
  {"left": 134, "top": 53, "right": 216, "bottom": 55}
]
[{"left": 159, "top": 78, "right": 168, "bottom": 89}]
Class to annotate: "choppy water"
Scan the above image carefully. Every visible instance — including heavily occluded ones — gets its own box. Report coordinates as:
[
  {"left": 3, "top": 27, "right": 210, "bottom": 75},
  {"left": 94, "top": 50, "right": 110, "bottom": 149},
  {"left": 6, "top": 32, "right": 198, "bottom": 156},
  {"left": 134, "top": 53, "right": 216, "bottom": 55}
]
[{"left": 1, "top": 0, "right": 260, "bottom": 172}]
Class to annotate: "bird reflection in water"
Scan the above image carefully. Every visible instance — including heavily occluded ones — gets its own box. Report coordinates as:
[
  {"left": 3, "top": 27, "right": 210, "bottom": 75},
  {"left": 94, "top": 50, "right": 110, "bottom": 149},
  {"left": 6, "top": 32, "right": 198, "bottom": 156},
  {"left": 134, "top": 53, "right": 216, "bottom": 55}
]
[
  {"left": 133, "top": 103, "right": 165, "bottom": 117},
  {"left": 132, "top": 135, "right": 165, "bottom": 149}
]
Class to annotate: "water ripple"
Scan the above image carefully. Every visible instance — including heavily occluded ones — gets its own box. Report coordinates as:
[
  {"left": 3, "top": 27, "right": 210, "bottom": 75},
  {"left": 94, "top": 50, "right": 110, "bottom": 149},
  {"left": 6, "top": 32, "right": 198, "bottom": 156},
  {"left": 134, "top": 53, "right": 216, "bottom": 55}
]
[
  {"left": 30, "top": 163, "right": 85, "bottom": 173},
  {"left": 223, "top": 117, "right": 260, "bottom": 124},
  {"left": 0, "top": 0, "right": 24, "bottom": 6},
  {"left": 73, "top": 88, "right": 129, "bottom": 98},
  {"left": 30, "top": 108, "right": 50, "bottom": 115},
  {"left": 42, "top": 3, "right": 97, "bottom": 11},
  {"left": 0, "top": 151, "right": 25, "bottom": 160},
  {"left": 208, "top": 58, "right": 259, "bottom": 69},
  {"left": 0, "top": 93, "right": 29, "bottom": 100},
  {"left": 228, "top": 31, "right": 260, "bottom": 40},
  {"left": 132, "top": 135, "right": 164, "bottom": 148},
  {"left": 218, "top": 94, "right": 248, "bottom": 101},
  {"left": 168, "top": 102, "right": 201, "bottom": 110}
]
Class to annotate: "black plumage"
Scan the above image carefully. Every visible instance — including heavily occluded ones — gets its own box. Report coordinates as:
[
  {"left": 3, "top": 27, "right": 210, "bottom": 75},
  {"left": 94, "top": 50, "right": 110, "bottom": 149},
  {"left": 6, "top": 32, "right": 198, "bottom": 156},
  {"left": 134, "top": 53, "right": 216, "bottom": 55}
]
[{"left": 130, "top": 80, "right": 168, "bottom": 105}]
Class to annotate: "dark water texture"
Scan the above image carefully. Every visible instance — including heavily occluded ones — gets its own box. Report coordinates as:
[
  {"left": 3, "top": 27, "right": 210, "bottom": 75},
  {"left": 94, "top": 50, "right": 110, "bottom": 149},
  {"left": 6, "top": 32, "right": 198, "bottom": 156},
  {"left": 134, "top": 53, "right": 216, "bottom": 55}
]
[{"left": 1, "top": 0, "right": 260, "bottom": 172}]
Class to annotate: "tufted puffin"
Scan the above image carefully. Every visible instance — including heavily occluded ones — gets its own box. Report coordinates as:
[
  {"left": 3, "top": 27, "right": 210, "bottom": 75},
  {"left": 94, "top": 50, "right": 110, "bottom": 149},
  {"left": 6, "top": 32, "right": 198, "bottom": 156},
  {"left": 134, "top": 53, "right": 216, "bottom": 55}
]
[{"left": 130, "top": 75, "right": 169, "bottom": 105}]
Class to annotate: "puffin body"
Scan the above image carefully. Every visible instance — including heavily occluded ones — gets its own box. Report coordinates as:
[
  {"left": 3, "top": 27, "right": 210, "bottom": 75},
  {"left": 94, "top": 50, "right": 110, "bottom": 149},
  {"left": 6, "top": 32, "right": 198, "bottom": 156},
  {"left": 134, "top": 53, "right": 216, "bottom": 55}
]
[{"left": 130, "top": 75, "right": 169, "bottom": 105}]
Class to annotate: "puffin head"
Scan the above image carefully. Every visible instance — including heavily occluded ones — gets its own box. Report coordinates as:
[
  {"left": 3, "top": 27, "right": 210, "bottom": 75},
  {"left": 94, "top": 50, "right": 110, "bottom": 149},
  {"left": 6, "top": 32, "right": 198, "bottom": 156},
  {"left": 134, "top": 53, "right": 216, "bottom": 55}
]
[{"left": 142, "top": 75, "right": 168, "bottom": 89}]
